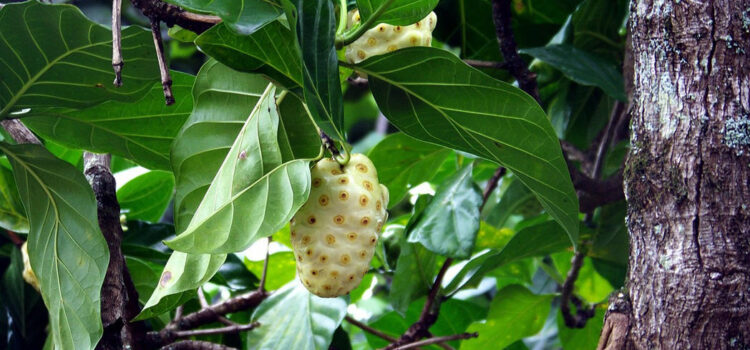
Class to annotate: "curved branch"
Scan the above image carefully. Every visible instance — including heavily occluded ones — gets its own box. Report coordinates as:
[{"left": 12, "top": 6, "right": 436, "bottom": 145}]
[{"left": 129, "top": 0, "right": 220, "bottom": 34}]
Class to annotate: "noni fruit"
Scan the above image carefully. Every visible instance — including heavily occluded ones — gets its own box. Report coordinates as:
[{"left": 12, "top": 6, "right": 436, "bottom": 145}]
[
  {"left": 345, "top": 10, "right": 437, "bottom": 64},
  {"left": 291, "top": 154, "right": 389, "bottom": 297},
  {"left": 21, "top": 242, "right": 41, "bottom": 292}
]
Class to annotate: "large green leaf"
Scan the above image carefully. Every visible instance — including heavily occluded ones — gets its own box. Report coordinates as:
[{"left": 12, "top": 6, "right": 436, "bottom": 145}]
[
  {"left": 166, "top": 84, "right": 311, "bottom": 254},
  {"left": 195, "top": 22, "right": 302, "bottom": 88},
  {"left": 247, "top": 280, "right": 347, "bottom": 350},
  {"left": 0, "top": 143, "right": 108, "bottom": 350},
  {"left": 513, "top": 0, "right": 583, "bottom": 24},
  {"left": 23, "top": 72, "right": 194, "bottom": 170},
  {"left": 444, "top": 220, "right": 571, "bottom": 293},
  {"left": 355, "top": 47, "right": 579, "bottom": 245},
  {"left": 0, "top": 248, "right": 29, "bottom": 334},
  {"left": 244, "top": 251, "right": 296, "bottom": 291},
  {"left": 137, "top": 252, "right": 223, "bottom": 320},
  {"left": 0, "top": 165, "right": 28, "bottom": 232},
  {"left": 163, "top": 0, "right": 283, "bottom": 34},
  {"left": 295, "top": 0, "right": 345, "bottom": 141},
  {"left": 482, "top": 176, "right": 537, "bottom": 228},
  {"left": 390, "top": 232, "right": 438, "bottom": 315},
  {"left": 368, "top": 132, "right": 451, "bottom": 206},
  {"left": 558, "top": 307, "right": 605, "bottom": 350},
  {"left": 0, "top": 2, "right": 158, "bottom": 118},
  {"left": 408, "top": 164, "right": 482, "bottom": 259},
  {"left": 356, "top": 0, "right": 439, "bottom": 26},
  {"left": 521, "top": 44, "right": 626, "bottom": 101},
  {"left": 461, "top": 285, "right": 553, "bottom": 350},
  {"left": 117, "top": 170, "right": 174, "bottom": 222}
]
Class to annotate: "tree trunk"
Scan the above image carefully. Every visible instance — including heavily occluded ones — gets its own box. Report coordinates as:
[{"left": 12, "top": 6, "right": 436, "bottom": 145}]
[{"left": 623, "top": 0, "right": 750, "bottom": 348}]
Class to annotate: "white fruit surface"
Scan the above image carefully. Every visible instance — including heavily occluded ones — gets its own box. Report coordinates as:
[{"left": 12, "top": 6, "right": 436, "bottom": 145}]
[
  {"left": 291, "top": 154, "right": 389, "bottom": 297},
  {"left": 345, "top": 10, "right": 437, "bottom": 64},
  {"left": 21, "top": 242, "right": 41, "bottom": 292}
]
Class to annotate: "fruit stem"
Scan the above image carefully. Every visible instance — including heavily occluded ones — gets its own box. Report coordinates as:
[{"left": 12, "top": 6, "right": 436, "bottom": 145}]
[
  {"left": 334, "top": 0, "right": 396, "bottom": 49},
  {"left": 335, "top": 0, "right": 348, "bottom": 37}
]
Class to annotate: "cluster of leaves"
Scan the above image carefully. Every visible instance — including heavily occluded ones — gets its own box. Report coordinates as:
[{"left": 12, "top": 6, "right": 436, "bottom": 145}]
[{"left": 0, "top": 0, "right": 629, "bottom": 349}]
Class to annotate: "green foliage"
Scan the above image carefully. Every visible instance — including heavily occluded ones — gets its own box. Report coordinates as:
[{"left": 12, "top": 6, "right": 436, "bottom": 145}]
[
  {"left": 1, "top": 143, "right": 108, "bottom": 350},
  {"left": 0, "top": 1, "right": 631, "bottom": 348}
]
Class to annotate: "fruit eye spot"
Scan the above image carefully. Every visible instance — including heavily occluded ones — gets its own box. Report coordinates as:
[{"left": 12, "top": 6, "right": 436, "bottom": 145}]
[
  {"left": 387, "top": 45, "right": 398, "bottom": 52},
  {"left": 297, "top": 255, "right": 303, "bottom": 261},
  {"left": 306, "top": 248, "right": 313, "bottom": 257},
  {"left": 363, "top": 181, "right": 373, "bottom": 191},
  {"left": 370, "top": 235, "right": 377, "bottom": 245},
  {"left": 359, "top": 195, "right": 369, "bottom": 206},
  {"left": 376, "top": 200, "right": 382, "bottom": 210},
  {"left": 304, "top": 279, "right": 312, "bottom": 287},
  {"left": 358, "top": 249, "right": 368, "bottom": 259},
  {"left": 307, "top": 216, "right": 316, "bottom": 224},
  {"left": 330, "top": 271, "right": 339, "bottom": 278},
  {"left": 334, "top": 215, "right": 346, "bottom": 225},
  {"left": 357, "top": 50, "right": 367, "bottom": 59},
  {"left": 325, "top": 234, "right": 336, "bottom": 245},
  {"left": 331, "top": 168, "right": 343, "bottom": 175},
  {"left": 301, "top": 235, "right": 312, "bottom": 244},
  {"left": 360, "top": 217, "right": 371, "bottom": 226},
  {"left": 312, "top": 178, "right": 322, "bottom": 187},
  {"left": 378, "top": 25, "right": 386, "bottom": 32},
  {"left": 338, "top": 177, "right": 349, "bottom": 184},
  {"left": 340, "top": 254, "right": 351, "bottom": 265},
  {"left": 348, "top": 275, "right": 355, "bottom": 281},
  {"left": 318, "top": 195, "right": 329, "bottom": 206},
  {"left": 367, "top": 37, "right": 377, "bottom": 46},
  {"left": 415, "top": 21, "right": 421, "bottom": 28},
  {"left": 410, "top": 35, "right": 420, "bottom": 45},
  {"left": 311, "top": 270, "right": 318, "bottom": 276},
  {"left": 290, "top": 230, "right": 297, "bottom": 238},
  {"left": 323, "top": 285, "right": 332, "bottom": 291},
  {"left": 394, "top": 26, "right": 402, "bottom": 32},
  {"left": 356, "top": 164, "right": 368, "bottom": 173},
  {"left": 339, "top": 191, "right": 349, "bottom": 200},
  {"left": 320, "top": 255, "right": 328, "bottom": 263},
  {"left": 347, "top": 232, "right": 358, "bottom": 241}
]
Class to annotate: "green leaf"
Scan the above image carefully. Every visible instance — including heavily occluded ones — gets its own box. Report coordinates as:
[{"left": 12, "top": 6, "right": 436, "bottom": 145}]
[
  {"left": 244, "top": 251, "right": 296, "bottom": 290},
  {"left": 166, "top": 84, "right": 311, "bottom": 254},
  {"left": 117, "top": 171, "right": 174, "bottom": 222},
  {"left": 521, "top": 44, "right": 626, "bottom": 101},
  {"left": 247, "top": 280, "right": 347, "bottom": 350},
  {"left": 195, "top": 22, "right": 303, "bottom": 88},
  {"left": 125, "top": 256, "right": 162, "bottom": 306},
  {"left": 295, "top": 0, "right": 345, "bottom": 141},
  {"left": 390, "top": 238, "right": 438, "bottom": 315},
  {"left": 408, "top": 164, "right": 482, "bottom": 259},
  {"left": 1, "top": 248, "right": 29, "bottom": 334},
  {"left": 0, "top": 2, "right": 158, "bottom": 118},
  {"left": 0, "top": 143, "right": 108, "bottom": 350},
  {"left": 355, "top": 47, "right": 579, "bottom": 246},
  {"left": 163, "top": 0, "right": 283, "bottom": 34},
  {"left": 444, "top": 220, "right": 571, "bottom": 293},
  {"left": 137, "top": 252, "right": 223, "bottom": 320},
  {"left": 356, "top": 0, "right": 438, "bottom": 26},
  {"left": 0, "top": 165, "right": 28, "bottom": 232},
  {"left": 368, "top": 132, "right": 451, "bottom": 206},
  {"left": 461, "top": 285, "right": 553, "bottom": 350},
  {"left": 483, "top": 176, "right": 537, "bottom": 228},
  {"left": 23, "top": 72, "right": 194, "bottom": 170},
  {"left": 513, "top": 0, "right": 583, "bottom": 24},
  {"left": 558, "top": 307, "right": 605, "bottom": 350},
  {"left": 277, "top": 92, "right": 323, "bottom": 160}
]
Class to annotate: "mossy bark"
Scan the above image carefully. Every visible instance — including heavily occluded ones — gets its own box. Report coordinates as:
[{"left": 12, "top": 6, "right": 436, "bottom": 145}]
[{"left": 622, "top": 0, "right": 750, "bottom": 348}]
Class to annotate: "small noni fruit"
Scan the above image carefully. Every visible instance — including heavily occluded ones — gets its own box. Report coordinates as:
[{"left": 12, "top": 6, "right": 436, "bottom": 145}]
[
  {"left": 21, "top": 242, "right": 41, "bottom": 292},
  {"left": 291, "top": 154, "right": 389, "bottom": 297},
  {"left": 345, "top": 10, "right": 437, "bottom": 64}
]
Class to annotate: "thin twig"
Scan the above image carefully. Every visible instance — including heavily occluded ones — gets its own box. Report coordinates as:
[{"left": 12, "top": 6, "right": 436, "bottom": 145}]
[
  {"left": 148, "top": 16, "right": 174, "bottom": 105},
  {"left": 111, "top": 0, "right": 123, "bottom": 86},
  {"left": 491, "top": 0, "right": 539, "bottom": 103},
  {"left": 591, "top": 101, "right": 625, "bottom": 180},
  {"left": 129, "top": 0, "right": 219, "bottom": 34},
  {"left": 259, "top": 237, "right": 271, "bottom": 292},
  {"left": 5, "top": 230, "right": 23, "bottom": 247},
  {"left": 463, "top": 59, "right": 508, "bottom": 70},
  {"left": 480, "top": 167, "right": 506, "bottom": 210},
  {"left": 388, "top": 333, "right": 478, "bottom": 350},
  {"left": 345, "top": 316, "right": 397, "bottom": 342},
  {"left": 160, "top": 340, "right": 236, "bottom": 350},
  {"left": 173, "top": 305, "right": 184, "bottom": 322},
  {"left": 1, "top": 120, "right": 41, "bottom": 144},
  {"left": 173, "top": 322, "right": 260, "bottom": 338},
  {"left": 560, "top": 251, "right": 596, "bottom": 328},
  {"left": 197, "top": 288, "right": 237, "bottom": 326}
]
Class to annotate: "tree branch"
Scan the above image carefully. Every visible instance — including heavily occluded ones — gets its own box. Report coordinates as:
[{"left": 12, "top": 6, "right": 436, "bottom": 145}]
[
  {"left": 463, "top": 59, "right": 508, "bottom": 70},
  {"left": 559, "top": 251, "right": 596, "bottom": 328},
  {"left": 197, "top": 288, "right": 237, "bottom": 326},
  {"left": 481, "top": 167, "right": 506, "bottom": 210},
  {"left": 345, "top": 316, "right": 397, "bottom": 342},
  {"left": 1, "top": 120, "right": 40, "bottom": 144},
  {"left": 319, "top": 130, "right": 341, "bottom": 158},
  {"left": 160, "top": 340, "right": 236, "bottom": 350},
  {"left": 259, "top": 237, "right": 271, "bottom": 292},
  {"left": 173, "top": 322, "right": 260, "bottom": 338},
  {"left": 491, "top": 0, "right": 539, "bottom": 103},
  {"left": 148, "top": 16, "right": 174, "bottom": 105},
  {"left": 112, "top": 0, "right": 123, "bottom": 86},
  {"left": 129, "top": 0, "right": 219, "bottom": 34},
  {"left": 388, "top": 333, "right": 478, "bottom": 350}
]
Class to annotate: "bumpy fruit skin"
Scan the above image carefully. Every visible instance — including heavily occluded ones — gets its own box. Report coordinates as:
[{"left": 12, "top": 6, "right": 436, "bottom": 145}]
[
  {"left": 21, "top": 242, "right": 41, "bottom": 292},
  {"left": 345, "top": 10, "right": 437, "bottom": 65},
  {"left": 291, "top": 154, "right": 389, "bottom": 297}
]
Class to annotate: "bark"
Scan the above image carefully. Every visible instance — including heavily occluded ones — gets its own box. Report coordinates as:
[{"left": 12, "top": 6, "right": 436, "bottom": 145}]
[{"left": 623, "top": 0, "right": 750, "bottom": 348}]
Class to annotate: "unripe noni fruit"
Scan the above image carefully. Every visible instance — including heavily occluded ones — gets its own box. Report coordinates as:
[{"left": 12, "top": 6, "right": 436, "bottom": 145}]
[
  {"left": 21, "top": 242, "right": 41, "bottom": 292},
  {"left": 345, "top": 10, "right": 437, "bottom": 65},
  {"left": 291, "top": 154, "right": 389, "bottom": 297}
]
